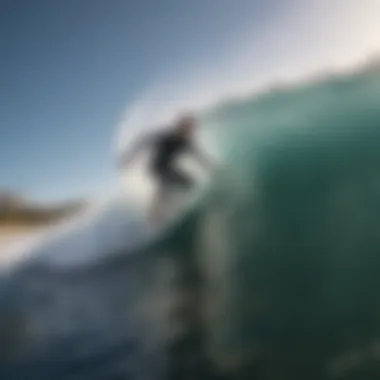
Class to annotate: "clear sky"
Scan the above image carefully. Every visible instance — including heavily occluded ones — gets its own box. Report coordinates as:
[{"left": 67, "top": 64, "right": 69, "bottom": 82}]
[{"left": 1, "top": 0, "right": 379, "bottom": 202}]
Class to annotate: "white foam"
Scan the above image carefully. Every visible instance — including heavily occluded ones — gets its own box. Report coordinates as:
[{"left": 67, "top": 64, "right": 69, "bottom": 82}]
[{"left": 0, "top": 196, "right": 154, "bottom": 272}]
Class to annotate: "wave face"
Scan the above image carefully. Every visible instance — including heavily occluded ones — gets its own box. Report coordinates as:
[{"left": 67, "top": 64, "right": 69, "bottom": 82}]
[{"left": 2, "top": 68, "right": 380, "bottom": 379}]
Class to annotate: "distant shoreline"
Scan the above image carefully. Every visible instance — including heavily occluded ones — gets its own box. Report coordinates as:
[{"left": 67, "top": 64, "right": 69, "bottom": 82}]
[
  {"left": 0, "top": 199, "right": 85, "bottom": 228},
  {"left": 0, "top": 200, "right": 85, "bottom": 254},
  {"left": 0, "top": 224, "right": 42, "bottom": 241}
]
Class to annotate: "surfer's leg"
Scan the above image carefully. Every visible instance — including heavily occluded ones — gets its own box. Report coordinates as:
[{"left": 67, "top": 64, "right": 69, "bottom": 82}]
[
  {"left": 165, "top": 167, "right": 194, "bottom": 191},
  {"left": 149, "top": 167, "right": 194, "bottom": 226},
  {"left": 149, "top": 181, "right": 169, "bottom": 227}
]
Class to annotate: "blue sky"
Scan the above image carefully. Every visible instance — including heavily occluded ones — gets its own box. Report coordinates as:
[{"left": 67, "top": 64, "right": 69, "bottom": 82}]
[{"left": 1, "top": 0, "right": 379, "bottom": 202}]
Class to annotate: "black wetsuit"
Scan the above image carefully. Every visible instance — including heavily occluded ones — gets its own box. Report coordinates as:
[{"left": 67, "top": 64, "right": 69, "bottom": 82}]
[{"left": 149, "top": 132, "right": 194, "bottom": 189}]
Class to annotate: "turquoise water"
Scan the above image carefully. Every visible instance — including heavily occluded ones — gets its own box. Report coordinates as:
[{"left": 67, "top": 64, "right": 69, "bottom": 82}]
[
  {"left": 2, "top": 66, "right": 380, "bottom": 379},
  {"left": 160, "top": 66, "right": 380, "bottom": 377}
]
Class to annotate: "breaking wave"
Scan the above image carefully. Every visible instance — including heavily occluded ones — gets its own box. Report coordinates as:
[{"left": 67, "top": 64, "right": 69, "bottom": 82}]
[{"left": 2, "top": 65, "right": 380, "bottom": 379}]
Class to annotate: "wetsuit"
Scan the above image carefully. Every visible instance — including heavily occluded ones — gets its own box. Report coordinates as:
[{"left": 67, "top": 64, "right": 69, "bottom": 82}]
[{"left": 149, "top": 132, "right": 194, "bottom": 190}]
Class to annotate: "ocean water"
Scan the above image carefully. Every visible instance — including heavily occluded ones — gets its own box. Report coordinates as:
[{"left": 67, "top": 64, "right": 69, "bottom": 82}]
[{"left": 1, "top": 66, "right": 380, "bottom": 379}]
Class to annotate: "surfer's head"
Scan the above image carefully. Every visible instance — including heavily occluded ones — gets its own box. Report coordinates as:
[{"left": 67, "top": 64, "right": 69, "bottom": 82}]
[{"left": 175, "top": 113, "right": 197, "bottom": 137}]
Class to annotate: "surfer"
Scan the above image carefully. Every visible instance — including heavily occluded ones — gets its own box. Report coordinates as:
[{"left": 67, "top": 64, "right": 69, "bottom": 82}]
[{"left": 119, "top": 114, "right": 215, "bottom": 226}]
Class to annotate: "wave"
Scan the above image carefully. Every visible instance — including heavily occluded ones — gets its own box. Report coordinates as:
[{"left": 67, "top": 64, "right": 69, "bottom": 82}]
[{"left": 1, "top": 67, "right": 380, "bottom": 379}]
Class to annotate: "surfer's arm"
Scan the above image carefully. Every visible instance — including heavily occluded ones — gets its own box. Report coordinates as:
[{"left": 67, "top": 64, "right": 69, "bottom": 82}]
[{"left": 118, "top": 133, "right": 155, "bottom": 169}]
